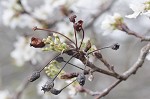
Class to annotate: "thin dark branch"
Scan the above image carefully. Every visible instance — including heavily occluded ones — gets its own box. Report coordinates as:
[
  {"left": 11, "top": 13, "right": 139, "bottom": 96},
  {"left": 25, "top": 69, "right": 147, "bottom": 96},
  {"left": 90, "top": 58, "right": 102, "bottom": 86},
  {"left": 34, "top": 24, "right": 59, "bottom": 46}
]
[
  {"left": 73, "top": 27, "right": 78, "bottom": 49},
  {"left": 79, "top": 28, "right": 85, "bottom": 50},
  {"left": 88, "top": 46, "right": 111, "bottom": 55},
  {"left": 34, "top": 27, "right": 76, "bottom": 46},
  {"left": 52, "top": 53, "right": 78, "bottom": 81},
  {"left": 63, "top": 60, "right": 84, "bottom": 70},
  {"left": 40, "top": 53, "right": 61, "bottom": 72}
]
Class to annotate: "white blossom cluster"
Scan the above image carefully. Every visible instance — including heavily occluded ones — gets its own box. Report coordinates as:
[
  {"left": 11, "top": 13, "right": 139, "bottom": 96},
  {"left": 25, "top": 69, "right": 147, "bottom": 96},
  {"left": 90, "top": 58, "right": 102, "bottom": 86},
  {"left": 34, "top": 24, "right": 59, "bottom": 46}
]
[
  {"left": 126, "top": 0, "right": 150, "bottom": 18},
  {"left": 1, "top": 0, "right": 41, "bottom": 29},
  {"left": 1, "top": 0, "right": 106, "bottom": 29},
  {"left": 10, "top": 36, "right": 42, "bottom": 66}
]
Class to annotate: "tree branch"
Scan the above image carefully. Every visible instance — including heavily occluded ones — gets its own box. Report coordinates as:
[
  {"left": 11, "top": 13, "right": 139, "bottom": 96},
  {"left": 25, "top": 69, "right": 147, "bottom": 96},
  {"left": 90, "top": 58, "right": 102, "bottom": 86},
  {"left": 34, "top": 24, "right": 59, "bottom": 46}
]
[{"left": 94, "top": 42, "right": 150, "bottom": 99}]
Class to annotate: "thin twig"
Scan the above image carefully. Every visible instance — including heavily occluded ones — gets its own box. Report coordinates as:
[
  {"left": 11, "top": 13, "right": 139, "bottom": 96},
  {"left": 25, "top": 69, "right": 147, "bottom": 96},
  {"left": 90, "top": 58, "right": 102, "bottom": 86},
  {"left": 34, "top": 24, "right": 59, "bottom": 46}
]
[
  {"left": 121, "top": 24, "right": 150, "bottom": 41},
  {"left": 79, "top": 28, "right": 85, "bottom": 50},
  {"left": 34, "top": 27, "right": 76, "bottom": 46},
  {"left": 63, "top": 60, "right": 84, "bottom": 70},
  {"left": 88, "top": 46, "right": 111, "bottom": 55},
  {"left": 95, "top": 80, "right": 122, "bottom": 99},
  {"left": 39, "top": 53, "right": 61, "bottom": 72},
  {"left": 95, "top": 42, "right": 150, "bottom": 99},
  {"left": 52, "top": 53, "right": 78, "bottom": 81},
  {"left": 122, "top": 42, "right": 150, "bottom": 79},
  {"left": 73, "top": 27, "right": 78, "bottom": 49}
]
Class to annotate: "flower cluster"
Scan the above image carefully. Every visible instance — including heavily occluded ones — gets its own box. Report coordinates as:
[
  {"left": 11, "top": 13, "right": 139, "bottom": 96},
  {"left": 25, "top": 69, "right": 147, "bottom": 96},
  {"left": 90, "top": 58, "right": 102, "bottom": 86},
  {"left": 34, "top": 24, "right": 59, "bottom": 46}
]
[
  {"left": 42, "top": 34, "right": 69, "bottom": 53},
  {"left": 44, "top": 60, "right": 65, "bottom": 78},
  {"left": 1, "top": 0, "right": 41, "bottom": 29},
  {"left": 28, "top": 14, "right": 120, "bottom": 98},
  {"left": 11, "top": 36, "right": 42, "bottom": 66}
]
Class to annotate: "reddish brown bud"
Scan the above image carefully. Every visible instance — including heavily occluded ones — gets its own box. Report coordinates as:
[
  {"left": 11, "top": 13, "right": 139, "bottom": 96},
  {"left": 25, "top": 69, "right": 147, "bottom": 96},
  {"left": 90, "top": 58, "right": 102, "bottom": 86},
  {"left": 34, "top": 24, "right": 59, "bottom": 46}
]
[
  {"left": 74, "top": 20, "right": 83, "bottom": 32},
  {"left": 69, "top": 14, "right": 77, "bottom": 23},
  {"left": 30, "top": 37, "right": 45, "bottom": 48},
  {"left": 60, "top": 72, "right": 78, "bottom": 79}
]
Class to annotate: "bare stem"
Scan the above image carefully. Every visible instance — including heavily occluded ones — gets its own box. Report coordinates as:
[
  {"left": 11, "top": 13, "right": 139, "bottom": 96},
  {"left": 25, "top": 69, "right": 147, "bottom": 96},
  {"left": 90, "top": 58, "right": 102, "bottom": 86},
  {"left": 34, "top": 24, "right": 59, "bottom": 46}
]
[
  {"left": 73, "top": 27, "right": 78, "bottom": 49},
  {"left": 79, "top": 28, "right": 85, "bottom": 50},
  {"left": 95, "top": 80, "right": 122, "bottom": 99},
  {"left": 63, "top": 60, "right": 84, "bottom": 70},
  {"left": 122, "top": 42, "right": 150, "bottom": 79},
  {"left": 52, "top": 53, "right": 78, "bottom": 81},
  {"left": 60, "top": 79, "right": 76, "bottom": 91},
  {"left": 88, "top": 46, "right": 111, "bottom": 55},
  {"left": 34, "top": 27, "right": 76, "bottom": 46},
  {"left": 39, "top": 53, "right": 61, "bottom": 72}
]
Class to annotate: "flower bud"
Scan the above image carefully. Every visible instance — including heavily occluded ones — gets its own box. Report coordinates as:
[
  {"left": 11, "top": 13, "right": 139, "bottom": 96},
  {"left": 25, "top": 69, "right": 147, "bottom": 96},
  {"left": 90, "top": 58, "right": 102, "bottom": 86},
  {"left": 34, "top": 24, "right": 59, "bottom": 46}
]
[
  {"left": 111, "top": 43, "right": 120, "bottom": 50},
  {"left": 29, "top": 71, "right": 40, "bottom": 82},
  {"left": 69, "top": 15, "right": 77, "bottom": 23},
  {"left": 50, "top": 88, "right": 61, "bottom": 95},
  {"left": 77, "top": 73, "right": 86, "bottom": 86},
  {"left": 55, "top": 57, "right": 64, "bottom": 63},
  {"left": 74, "top": 20, "right": 83, "bottom": 32},
  {"left": 30, "top": 37, "right": 45, "bottom": 48},
  {"left": 41, "top": 80, "right": 54, "bottom": 93}
]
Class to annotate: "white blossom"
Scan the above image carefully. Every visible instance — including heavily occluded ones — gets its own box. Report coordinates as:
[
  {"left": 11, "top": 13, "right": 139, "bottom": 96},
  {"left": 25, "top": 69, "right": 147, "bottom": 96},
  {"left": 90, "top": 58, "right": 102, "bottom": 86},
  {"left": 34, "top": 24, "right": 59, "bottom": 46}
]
[
  {"left": 126, "top": 0, "right": 150, "bottom": 18},
  {"left": 146, "top": 51, "right": 150, "bottom": 60},
  {"left": 1, "top": 0, "right": 41, "bottom": 28},
  {"left": 10, "top": 36, "right": 42, "bottom": 66},
  {"left": 33, "top": 0, "right": 67, "bottom": 21},
  {"left": 0, "top": 90, "right": 10, "bottom": 99},
  {"left": 101, "top": 13, "right": 123, "bottom": 36}
]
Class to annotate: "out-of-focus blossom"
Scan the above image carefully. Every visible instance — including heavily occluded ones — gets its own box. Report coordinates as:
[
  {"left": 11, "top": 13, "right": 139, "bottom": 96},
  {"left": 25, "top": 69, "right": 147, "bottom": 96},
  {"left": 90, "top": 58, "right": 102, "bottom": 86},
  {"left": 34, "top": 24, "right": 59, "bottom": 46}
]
[
  {"left": 0, "top": 90, "right": 10, "bottom": 99},
  {"left": 71, "top": 0, "right": 106, "bottom": 15},
  {"left": 1, "top": 0, "right": 41, "bottom": 28},
  {"left": 146, "top": 51, "right": 150, "bottom": 60},
  {"left": 101, "top": 13, "right": 123, "bottom": 36},
  {"left": 65, "top": 79, "right": 78, "bottom": 97},
  {"left": 33, "top": 0, "right": 69, "bottom": 21},
  {"left": 10, "top": 36, "right": 42, "bottom": 66},
  {"left": 126, "top": 0, "right": 150, "bottom": 18}
]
